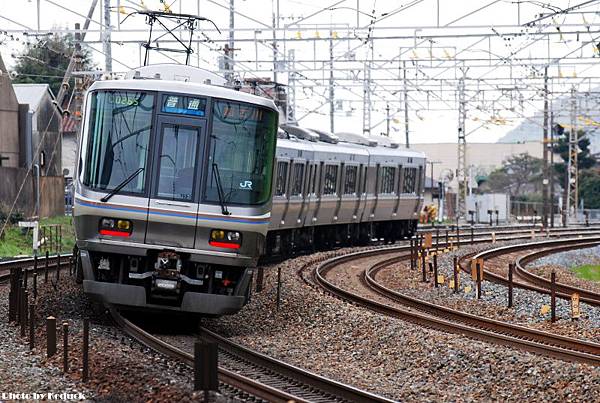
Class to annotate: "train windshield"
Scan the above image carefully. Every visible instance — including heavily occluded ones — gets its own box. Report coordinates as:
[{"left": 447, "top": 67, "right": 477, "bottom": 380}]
[
  {"left": 82, "top": 91, "right": 154, "bottom": 195},
  {"left": 205, "top": 100, "right": 278, "bottom": 205}
]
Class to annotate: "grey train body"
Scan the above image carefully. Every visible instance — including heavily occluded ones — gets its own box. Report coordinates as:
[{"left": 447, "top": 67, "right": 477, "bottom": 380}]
[
  {"left": 267, "top": 137, "right": 425, "bottom": 257},
  {"left": 73, "top": 68, "right": 426, "bottom": 316}
]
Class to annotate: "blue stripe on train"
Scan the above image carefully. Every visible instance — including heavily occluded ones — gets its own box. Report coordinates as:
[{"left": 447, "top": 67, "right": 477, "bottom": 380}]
[{"left": 76, "top": 199, "right": 268, "bottom": 225}]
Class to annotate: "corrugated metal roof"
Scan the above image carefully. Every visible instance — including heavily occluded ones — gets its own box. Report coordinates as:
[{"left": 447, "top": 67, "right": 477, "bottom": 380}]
[{"left": 13, "top": 83, "right": 55, "bottom": 112}]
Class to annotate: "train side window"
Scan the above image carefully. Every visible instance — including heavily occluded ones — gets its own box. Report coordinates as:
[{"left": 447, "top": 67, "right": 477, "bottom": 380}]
[
  {"left": 398, "top": 165, "right": 404, "bottom": 194},
  {"left": 316, "top": 162, "right": 324, "bottom": 195},
  {"left": 305, "top": 164, "right": 313, "bottom": 195},
  {"left": 417, "top": 165, "right": 423, "bottom": 194},
  {"left": 344, "top": 165, "right": 358, "bottom": 194},
  {"left": 402, "top": 167, "right": 416, "bottom": 193},
  {"left": 275, "top": 161, "right": 288, "bottom": 196},
  {"left": 380, "top": 166, "right": 396, "bottom": 194},
  {"left": 291, "top": 163, "right": 305, "bottom": 196},
  {"left": 323, "top": 164, "right": 338, "bottom": 195},
  {"left": 362, "top": 166, "right": 368, "bottom": 194}
]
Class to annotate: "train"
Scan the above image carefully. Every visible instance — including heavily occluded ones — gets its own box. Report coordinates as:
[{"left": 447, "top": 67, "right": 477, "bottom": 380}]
[{"left": 72, "top": 64, "right": 426, "bottom": 315}]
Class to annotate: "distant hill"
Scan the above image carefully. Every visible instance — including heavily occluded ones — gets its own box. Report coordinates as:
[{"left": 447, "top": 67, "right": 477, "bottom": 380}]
[{"left": 497, "top": 90, "right": 600, "bottom": 154}]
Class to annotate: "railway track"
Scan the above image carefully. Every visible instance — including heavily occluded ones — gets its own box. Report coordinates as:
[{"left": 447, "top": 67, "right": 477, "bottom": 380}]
[
  {"left": 109, "top": 306, "right": 394, "bottom": 403},
  {"left": 0, "top": 254, "right": 71, "bottom": 283},
  {"left": 464, "top": 237, "right": 600, "bottom": 306},
  {"left": 515, "top": 242, "right": 600, "bottom": 305},
  {"left": 2, "top": 227, "right": 599, "bottom": 399},
  {"left": 310, "top": 236, "right": 600, "bottom": 366}
]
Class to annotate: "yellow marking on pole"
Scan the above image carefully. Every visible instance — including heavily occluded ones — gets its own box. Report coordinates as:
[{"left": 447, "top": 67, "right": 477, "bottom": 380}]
[
  {"left": 437, "top": 275, "right": 445, "bottom": 285},
  {"left": 449, "top": 280, "right": 455, "bottom": 289}
]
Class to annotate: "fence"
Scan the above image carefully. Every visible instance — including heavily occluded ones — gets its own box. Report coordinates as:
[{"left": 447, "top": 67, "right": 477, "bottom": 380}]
[
  {"left": 0, "top": 167, "right": 64, "bottom": 218},
  {"left": 510, "top": 200, "right": 560, "bottom": 221}
]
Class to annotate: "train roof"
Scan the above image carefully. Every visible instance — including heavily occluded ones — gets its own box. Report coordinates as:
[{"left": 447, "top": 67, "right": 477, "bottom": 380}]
[
  {"left": 276, "top": 136, "right": 426, "bottom": 161},
  {"left": 87, "top": 79, "right": 278, "bottom": 112}
]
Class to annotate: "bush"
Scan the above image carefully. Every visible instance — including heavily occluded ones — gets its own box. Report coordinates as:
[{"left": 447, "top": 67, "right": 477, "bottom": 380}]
[{"left": 0, "top": 205, "right": 25, "bottom": 225}]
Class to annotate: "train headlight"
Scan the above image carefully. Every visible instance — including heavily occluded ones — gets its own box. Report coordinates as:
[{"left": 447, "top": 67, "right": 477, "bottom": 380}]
[
  {"left": 99, "top": 217, "right": 132, "bottom": 237},
  {"left": 209, "top": 229, "right": 242, "bottom": 249}
]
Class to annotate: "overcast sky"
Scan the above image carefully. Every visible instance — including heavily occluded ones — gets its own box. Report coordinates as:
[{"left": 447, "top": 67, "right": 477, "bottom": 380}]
[{"left": 2, "top": 0, "right": 598, "bottom": 144}]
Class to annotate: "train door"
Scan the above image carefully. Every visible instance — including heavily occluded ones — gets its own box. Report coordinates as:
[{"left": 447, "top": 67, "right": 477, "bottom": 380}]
[
  {"left": 145, "top": 116, "right": 205, "bottom": 248},
  {"left": 352, "top": 163, "right": 364, "bottom": 220}
]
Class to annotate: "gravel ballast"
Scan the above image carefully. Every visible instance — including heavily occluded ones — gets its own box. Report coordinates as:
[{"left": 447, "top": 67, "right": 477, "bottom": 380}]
[
  {"left": 202, "top": 248, "right": 600, "bottom": 402},
  {"left": 0, "top": 269, "right": 228, "bottom": 402}
]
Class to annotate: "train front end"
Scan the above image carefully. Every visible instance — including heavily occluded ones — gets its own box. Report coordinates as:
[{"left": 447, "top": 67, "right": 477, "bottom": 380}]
[{"left": 73, "top": 79, "right": 278, "bottom": 315}]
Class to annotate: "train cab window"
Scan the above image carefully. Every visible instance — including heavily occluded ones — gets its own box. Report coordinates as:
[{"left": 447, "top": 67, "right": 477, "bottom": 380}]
[
  {"left": 380, "top": 167, "right": 396, "bottom": 194},
  {"left": 275, "top": 161, "right": 288, "bottom": 196},
  {"left": 205, "top": 100, "right": 278, "bottom": 205},
  {"left": 82, "top": 91, "right": 154, "bottom": 194},
  {"left": 417, "top": 166, "right": 424, "bottom": 194},
  {"left": 402, "top": 167, "right": 417, "bottom": 193},
  {"left": 323, "top": 164, "right": 338, "bottom": 195},
  {"left": 291, "top": 163, "right": 305, "bottom": 196},
  {"left": 156, "top": 124, "right": 199, "bottom": 201},
  {"left": 344, "top": 165, "right": 358, "bottom": 194}
]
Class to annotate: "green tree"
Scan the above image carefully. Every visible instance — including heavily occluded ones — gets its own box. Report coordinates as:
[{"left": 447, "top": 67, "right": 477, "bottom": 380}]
[
  {"left": 12, "top": 33, "right": 95, "bottom": 100},
  {"left": 553, "top": 129, "right": 596, "bottom": 186},
  {"left": 484, "top": 153, "right": 543, "bottom": 199},
  {"left": 579, "top": 169, "right": 600, "bottom": 209}
]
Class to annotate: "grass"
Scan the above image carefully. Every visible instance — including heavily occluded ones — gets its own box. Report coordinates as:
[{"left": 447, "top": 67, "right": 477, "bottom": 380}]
[
  {"left": 572, "top": 264, "right": 600, "bottom": 282},
  {"left": 0, "top": 216, "right": 75, "bottom": 258}
]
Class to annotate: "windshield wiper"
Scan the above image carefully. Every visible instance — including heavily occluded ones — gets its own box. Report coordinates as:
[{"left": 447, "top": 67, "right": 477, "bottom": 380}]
[
  {"left": 212, "top": 163, "right": 230, "bottom": 215},
  {"left": 100, "top": 167, "right": 144, "bottom": 203}
]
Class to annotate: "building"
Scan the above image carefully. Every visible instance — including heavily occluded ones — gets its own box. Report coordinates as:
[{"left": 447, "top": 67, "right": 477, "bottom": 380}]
[
  {"left": 13, "top": 84, "right": 63, "bottom": 176},
  {"left": 412, "top": 141, "right": 543, "bottom": 189},
  {"left": 0, "top": 56, "right": 20, "bottom": 169},
  {"left": 0, "top": 54, "right": 65, "bottom": 218}
]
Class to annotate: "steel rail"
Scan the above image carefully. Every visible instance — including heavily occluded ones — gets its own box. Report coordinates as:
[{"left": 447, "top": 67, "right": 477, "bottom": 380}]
[
  {"left": 466, "top": 236, "right": 600, "bottom": 306},
  {"left": 107, "top": 306, "right": 309, "bottom": 403},
  {"left": 515, "top": 242, "right": 600, "bottom": 305},
  {"left": 312, "top": 249, "right": 600, "bottom": 366},
  {"left": 198, "top": 327, "right": 395, "bottom": 403}
]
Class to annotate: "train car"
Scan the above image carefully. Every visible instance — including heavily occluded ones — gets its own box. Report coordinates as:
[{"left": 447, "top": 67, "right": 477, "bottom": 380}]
[
  {"left": 73, "top": 65, "right": 279, "bottom": 315},
  {"left": 266, "top": 129, "right": 426, "bottom": 256},
  {"left": 72, "top": 64, "right": 426, "bottom": 316}
]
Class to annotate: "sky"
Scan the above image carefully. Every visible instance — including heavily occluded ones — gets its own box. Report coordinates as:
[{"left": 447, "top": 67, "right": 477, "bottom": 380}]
[{"left": 2, "top": 0, "right": 599, "bottom": 144}]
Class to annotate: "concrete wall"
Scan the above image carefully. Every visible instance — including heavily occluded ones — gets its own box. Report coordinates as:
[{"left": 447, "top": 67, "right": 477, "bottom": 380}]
[
  {"left": 0, "top": 167, "right": 64, "bottom": 218},
  {"left": 0, "top": 56, "right": 20, "bottom": 168}
]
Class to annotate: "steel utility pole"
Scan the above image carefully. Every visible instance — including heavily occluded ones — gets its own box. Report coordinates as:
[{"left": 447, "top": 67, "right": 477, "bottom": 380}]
[
  {"left": 362, "top": 60, "right": 371, "bottom": 136},
  {"left": 542, "top": 66, "right": 549, "bottom": 227},
  {"left": 286, "top": 49, "right": 296, "bottom": 123},
  {"left": 385, "top": 103, "right": 390, "bottom": 136},
  {"left": 225, "top": 0, "right": 235, "bottom": 84},
  {"left": 56, "top": 0, "right": 98, "bottom": 106},
  {"left": 102, "top": 0, "right": 112, "bottom": 74},
  {"left": 567, "top": 86, "right": 578, "bottom": 222},
  {"left": 457, "top": 68, "right": 468, "bottom": 219},
  {"left": 329, "top": 31, "right": 335, "bottom": 133},
  {"left": 403, "top": 60, "right": 409, "bottom": 147},
  {"left": 550, "top": 110, "right": 555, "bottom": 228}
]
